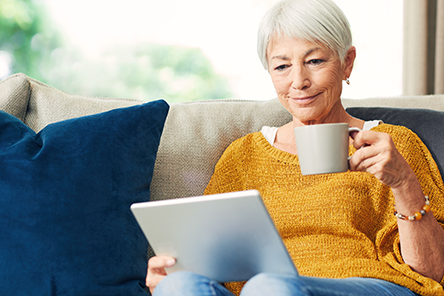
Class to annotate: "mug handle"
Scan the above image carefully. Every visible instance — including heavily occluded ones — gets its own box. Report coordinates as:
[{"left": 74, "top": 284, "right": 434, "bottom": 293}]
[
  {"left": 348, "top": 127, "right": 362, "bottom": 161},
  {"left": 349, "top": 127, "right": 361, "bottom": 137}
]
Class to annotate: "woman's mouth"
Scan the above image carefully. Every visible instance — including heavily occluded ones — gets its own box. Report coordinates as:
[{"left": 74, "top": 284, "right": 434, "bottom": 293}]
[{"left": 291, "top": 93, "right": 320, "bottom": 104}]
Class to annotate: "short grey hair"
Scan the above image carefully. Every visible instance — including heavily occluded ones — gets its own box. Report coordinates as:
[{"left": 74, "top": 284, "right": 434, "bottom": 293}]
[{"left": 257, "top": 0, "right": 352, "bottom": 70}]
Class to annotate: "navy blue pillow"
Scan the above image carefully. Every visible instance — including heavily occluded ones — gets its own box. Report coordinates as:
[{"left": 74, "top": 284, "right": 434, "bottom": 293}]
[{"left": 0, "top": 100, "right": 169, "bottom": 295}]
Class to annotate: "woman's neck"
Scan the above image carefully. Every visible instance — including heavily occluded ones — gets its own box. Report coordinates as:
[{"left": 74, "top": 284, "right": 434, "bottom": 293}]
[{"left": 273, "top": 108, "right": 365, "bottom": 155}]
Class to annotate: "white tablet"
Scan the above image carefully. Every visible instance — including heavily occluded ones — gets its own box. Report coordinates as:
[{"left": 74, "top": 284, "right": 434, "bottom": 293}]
[{"left": 130, "top": 190, "right": 298, "bottom": 283}]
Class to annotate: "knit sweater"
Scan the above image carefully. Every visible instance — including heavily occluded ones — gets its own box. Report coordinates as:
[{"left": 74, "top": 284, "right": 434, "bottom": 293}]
[{"left": 204, "top": 124, "right": 444, "bottom": 296}]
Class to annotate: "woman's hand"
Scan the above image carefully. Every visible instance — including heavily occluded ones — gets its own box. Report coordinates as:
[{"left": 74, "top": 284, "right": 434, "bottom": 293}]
[
  {"left": 146, "top": 256, "right": 176, "bottom": 294},
  {"left": 348, "top": 130, "right": 415, "bottom": 188}
]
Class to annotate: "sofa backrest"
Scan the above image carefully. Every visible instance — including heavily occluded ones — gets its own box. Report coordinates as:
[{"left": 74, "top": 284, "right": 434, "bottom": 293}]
[
  {"left": 150, "top": 99, "right": 292, "bottom": 200},
  {"left": 2, "top": 73, "right": 444, "bottom": 201}
]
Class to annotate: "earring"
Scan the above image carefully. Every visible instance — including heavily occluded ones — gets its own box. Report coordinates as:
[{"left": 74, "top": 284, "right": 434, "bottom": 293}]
[{"left": 345, "top": 77, "right": 350, "bottom": 85}]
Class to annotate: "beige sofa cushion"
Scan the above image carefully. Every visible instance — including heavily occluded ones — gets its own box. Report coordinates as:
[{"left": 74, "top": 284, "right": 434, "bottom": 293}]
[
  {"left": 150, "top": 99, "right": 292, "bottom": 201},
  {"left": 0, "top": 73, "right": 30, "bottom": 122}
]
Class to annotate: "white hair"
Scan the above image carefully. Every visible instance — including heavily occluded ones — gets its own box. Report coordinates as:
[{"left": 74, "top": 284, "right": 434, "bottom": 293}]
[{"left": 257, "top": 0, "right": 352, "bottom": 70}]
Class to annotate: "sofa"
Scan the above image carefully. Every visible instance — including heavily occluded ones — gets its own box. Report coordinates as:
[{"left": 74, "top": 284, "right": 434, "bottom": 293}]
[{"left": 1, "top": 72, "right": 444, "bottom": 295}]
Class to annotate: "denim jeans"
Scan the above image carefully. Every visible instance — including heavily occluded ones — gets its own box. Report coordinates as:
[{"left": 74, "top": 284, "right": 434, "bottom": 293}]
[{"left": 153, "top": 271, "right": 420, "bottom": 296}]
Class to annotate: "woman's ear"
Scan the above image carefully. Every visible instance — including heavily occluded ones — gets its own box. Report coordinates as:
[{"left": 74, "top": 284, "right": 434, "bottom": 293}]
[{"left": 343, "top": 46, "right": 356, "bottom": 79}]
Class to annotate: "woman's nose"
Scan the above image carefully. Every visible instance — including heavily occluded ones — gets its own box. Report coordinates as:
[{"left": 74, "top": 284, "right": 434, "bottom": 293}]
[{"left": 291, "top": 67, "right": 311, "bottom": 90}]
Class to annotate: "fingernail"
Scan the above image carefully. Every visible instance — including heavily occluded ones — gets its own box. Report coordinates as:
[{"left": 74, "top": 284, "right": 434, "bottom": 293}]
[{"left": 166, "top": 259, "right": 175, "bottom": 266}]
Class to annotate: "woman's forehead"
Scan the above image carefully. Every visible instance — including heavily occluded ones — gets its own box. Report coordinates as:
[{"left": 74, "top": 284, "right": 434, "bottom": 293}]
[{"left": 267, "top": 35, "right": 331, "bottom": 59}]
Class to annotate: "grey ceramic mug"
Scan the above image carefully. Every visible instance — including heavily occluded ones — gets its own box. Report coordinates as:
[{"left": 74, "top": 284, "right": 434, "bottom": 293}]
[{"left": 294, "top": 123, "right": 360, "bottom": 175}]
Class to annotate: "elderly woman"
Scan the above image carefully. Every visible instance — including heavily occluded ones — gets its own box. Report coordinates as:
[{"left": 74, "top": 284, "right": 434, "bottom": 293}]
[{"left": 146, "top": 0, "right": 444, "bottom": 295}]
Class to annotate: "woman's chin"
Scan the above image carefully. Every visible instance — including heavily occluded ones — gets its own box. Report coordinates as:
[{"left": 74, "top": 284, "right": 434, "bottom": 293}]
[{"left": 290, "top": 110, "right": 323, "bottom": 125}]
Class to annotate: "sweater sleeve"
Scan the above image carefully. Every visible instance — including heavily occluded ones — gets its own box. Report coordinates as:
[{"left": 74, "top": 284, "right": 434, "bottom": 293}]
[
  {"left": 388, "top": 125, "right": 444, "bottom": 224},
  {"left": 374, "top": 124, "right": 444, "bottom": 289}
]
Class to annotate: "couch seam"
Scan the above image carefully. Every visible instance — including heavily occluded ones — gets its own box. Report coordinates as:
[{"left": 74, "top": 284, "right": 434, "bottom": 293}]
[{"left": 21, "top": 74, "right": 31, "bottom": 123}]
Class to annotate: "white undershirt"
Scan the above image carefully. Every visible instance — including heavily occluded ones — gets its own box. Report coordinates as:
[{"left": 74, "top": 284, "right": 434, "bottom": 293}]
[{"left": 261, "top": 120, "right": 382, "bottom": 146}]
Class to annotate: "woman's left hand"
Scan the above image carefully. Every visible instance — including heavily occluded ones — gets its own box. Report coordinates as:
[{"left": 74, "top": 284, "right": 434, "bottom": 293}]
[{"left": 348, "top": 130, "right": 415, "bottom": 189}]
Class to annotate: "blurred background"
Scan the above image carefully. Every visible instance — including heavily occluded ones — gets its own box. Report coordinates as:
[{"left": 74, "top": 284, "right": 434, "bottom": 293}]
[{"left": 0, "top": 0, "right": 403, "bottom": 103}]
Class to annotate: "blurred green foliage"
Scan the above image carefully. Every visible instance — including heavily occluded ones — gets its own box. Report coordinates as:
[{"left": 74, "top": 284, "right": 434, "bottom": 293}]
[
  {"left": 0, "top": 0, "right": 61, "bottom": 80},
  {"left": 45, "top": 43, "right": 234, "bottom": 103},
  {"left": 0, "top": 0, "right": 233, "bottom": 102}
]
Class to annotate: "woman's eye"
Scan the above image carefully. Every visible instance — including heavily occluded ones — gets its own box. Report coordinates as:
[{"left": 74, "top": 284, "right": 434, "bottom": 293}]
[
  {"left": 308, "top": 59, "right": 324, "bottom": 65},
  {"left": 275, "top": 64, "right": 289, "bottom": 71}
]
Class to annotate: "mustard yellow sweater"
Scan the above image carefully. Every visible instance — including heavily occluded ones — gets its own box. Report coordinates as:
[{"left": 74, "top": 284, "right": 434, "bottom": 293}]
[{"left": 204, "top": 124, "right": 444, "bottom": 296}]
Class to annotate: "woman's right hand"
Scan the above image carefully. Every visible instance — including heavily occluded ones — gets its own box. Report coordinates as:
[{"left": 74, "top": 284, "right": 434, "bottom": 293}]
[{"left": 146, "top": 256, "right": 176, "bottom": 294}]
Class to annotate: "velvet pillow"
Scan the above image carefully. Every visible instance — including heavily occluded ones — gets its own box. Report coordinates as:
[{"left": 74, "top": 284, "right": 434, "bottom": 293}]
[{"left": 0, "top": 100, "right": 169, "bottom": 295}]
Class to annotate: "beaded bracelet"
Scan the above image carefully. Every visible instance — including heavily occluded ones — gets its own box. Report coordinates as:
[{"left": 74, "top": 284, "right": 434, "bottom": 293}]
[{"left": 394, "top": 196, "right": 431, "bottom": 221}]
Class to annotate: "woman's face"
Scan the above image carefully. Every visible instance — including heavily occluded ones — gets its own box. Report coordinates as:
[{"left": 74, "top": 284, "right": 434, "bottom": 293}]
[{"left": 267, "top": 34, "right": 354, "bottom": 125}]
